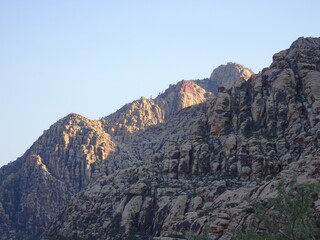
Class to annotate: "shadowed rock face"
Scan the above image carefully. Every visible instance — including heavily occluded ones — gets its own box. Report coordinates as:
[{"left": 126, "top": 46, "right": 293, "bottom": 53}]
[{"left": 1, "top": 37, "right": 320, "bottom": 240}]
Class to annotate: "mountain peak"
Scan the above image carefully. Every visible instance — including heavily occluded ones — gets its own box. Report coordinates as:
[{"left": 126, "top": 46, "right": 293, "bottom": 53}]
[
  {"left": 210, "top": 62, "right": 253, "bottom": 83},
  {"left": 155, "top": 80, "right": 212, "bottom": 120},
  {"left": 162, "top": 80, "right": 208, "bottom": 96},
  {"left": 290, "top": 37, "right": 320, "bottom": 49},
  {"left": 193, "top": 62, "right": 253, "bottom": 95}
]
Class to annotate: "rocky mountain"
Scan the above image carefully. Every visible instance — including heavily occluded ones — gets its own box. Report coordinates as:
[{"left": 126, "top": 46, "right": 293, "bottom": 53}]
[
  {"left": 46, "top": 37, "right": 320, "bottom": 239},
  {"left": 1, "top": 37, "right": 319, "bottom": 240},
  {"left": 0, "top": 59, "right": 250, "bottom": 240}
]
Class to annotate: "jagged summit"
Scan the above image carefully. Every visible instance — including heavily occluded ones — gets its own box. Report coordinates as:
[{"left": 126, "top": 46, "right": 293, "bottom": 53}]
[
  {"left": 271, "top": 36, "right": 320, "bottom": 70},
  {"left": 290, "top": 36, "right": 320, "bottom": 49},
  {"left": 159, "top": 80, "right": 208, "bottom": 98},
  {"left": 155, "top": 80, "right": 212, "bottom": 120},
  {"left": 55, "top": 112, "right": 91, "bottom": 125}
]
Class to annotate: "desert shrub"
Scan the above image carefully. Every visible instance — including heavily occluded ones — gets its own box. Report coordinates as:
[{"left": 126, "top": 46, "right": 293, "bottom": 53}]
[
  {"left": 233, "top": 178, "right": 320, "bottom": 240},
  {"left": 186, "top": 224, "right": 211, "bottom": 240}
]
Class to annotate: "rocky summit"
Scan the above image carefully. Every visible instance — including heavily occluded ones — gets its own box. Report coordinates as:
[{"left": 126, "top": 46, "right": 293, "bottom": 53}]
[{"left": 0, "top": 37, "right": 320, "bottom": 240}]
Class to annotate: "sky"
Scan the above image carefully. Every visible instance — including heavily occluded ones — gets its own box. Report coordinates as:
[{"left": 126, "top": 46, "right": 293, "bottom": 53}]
[{"left": 0, "top": 0, "right": 319, "bottom": 167}]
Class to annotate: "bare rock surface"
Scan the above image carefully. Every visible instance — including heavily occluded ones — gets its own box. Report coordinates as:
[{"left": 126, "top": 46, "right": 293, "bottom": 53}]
[{"left": 194, "top": 62, "right": 253, "bottom": 94}]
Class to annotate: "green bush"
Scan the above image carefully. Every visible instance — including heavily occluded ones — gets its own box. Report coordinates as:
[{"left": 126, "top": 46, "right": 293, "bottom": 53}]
[
  {"left": 233, "top": 178, "right": 320, "bottom": 240},
  {"left": 186, "top": 224, "right": 211, "bottom": 240}
]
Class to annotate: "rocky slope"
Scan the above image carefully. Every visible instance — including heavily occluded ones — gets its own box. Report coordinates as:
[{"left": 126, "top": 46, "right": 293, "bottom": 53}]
[
  {"left": 0, "top": 62, "right": 250, "bottom": 239},
  {"left": 46, "top": 37, "right": 320, "bottom": 240}
]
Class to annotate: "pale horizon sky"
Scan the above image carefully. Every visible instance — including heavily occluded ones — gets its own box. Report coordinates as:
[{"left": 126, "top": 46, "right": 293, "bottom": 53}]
[{"left": 1, "top": 0, "right": 319, "bottom": 167}]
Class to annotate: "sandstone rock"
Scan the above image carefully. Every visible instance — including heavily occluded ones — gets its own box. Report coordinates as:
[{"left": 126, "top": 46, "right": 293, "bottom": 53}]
[
  {"left": 194, "top": 62, "right": 254, "bottom": 95},
  {"left": 125, "top": 182, "right": 148, "bottom": 195},
  {"left": 121, "top": 195, "right": 143, "bottom": 227}
]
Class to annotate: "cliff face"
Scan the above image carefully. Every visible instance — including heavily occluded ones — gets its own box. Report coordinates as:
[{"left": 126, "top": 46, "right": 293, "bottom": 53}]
[
  {"left": 1, "top": 37, "right": 320, "bottom": 240},
  {"left": 47, "top": 37, "right": 320, "bottom": 240}
]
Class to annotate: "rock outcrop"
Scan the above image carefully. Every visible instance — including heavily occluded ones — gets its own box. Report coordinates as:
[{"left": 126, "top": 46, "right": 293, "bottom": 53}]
[
  {"left": 194, "top": 62, "right": 253, "bottom": 94},
  {"left": 154, "top": 80, "right": 213, "bottom": 120}
]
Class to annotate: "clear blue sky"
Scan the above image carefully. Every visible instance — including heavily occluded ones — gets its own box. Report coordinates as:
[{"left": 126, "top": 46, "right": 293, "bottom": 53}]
[{"left": 0, "top": 0, "right": 319, "bottom": 167}]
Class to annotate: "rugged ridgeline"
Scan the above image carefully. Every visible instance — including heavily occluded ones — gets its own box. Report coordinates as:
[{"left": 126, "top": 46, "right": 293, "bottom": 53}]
[
  {"left": 101, "top": 80, "right": 213, "bottom": 142},
  {"left": 101, "top": 63, "right": 252, "bottom": 143},
  {"left": 45, "top": 37, "right": 320, "bottom": 240},
  {"left": 0, "top": 60, "right": 251, "bottom": 239}
]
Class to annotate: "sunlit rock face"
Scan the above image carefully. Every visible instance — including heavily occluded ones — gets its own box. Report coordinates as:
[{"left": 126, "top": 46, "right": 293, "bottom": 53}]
[
  {"left": 194, "top": 62, "right": 254, "bottom": 94},
  {"left": 101, "top": 80, "right": 212, "bottom": 142},
  {"left": 0, "top": 114, "right": 117, "bottom": 239}
]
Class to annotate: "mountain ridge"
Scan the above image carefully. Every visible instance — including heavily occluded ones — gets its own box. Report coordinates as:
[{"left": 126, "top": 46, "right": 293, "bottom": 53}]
[
  {"left": 46, "top": 36, "right": 320, "bottom": 239},
  {"left": 0, "top": 60, "right": 252, "bottom": 240}
]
